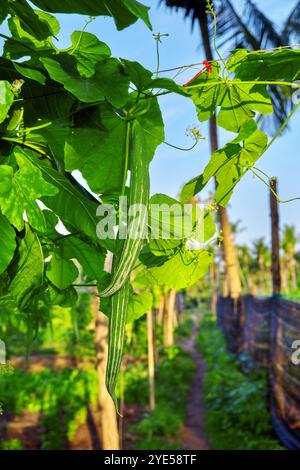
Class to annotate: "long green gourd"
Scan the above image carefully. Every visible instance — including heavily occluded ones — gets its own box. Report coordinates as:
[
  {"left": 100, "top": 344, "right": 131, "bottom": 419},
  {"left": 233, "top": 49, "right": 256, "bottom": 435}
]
[
  {"left": 105, "top": 280, "right": 130, "bottom": 409},
  {"left": 104, "top": 119, "right": 150, "bottom": 406},
  {"left": 100, "top": 120, "right": 149, "bottom": 298}
]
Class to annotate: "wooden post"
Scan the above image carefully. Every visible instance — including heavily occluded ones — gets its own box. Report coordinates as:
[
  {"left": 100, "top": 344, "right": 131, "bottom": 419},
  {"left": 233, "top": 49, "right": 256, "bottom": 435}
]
[
  {"left": 147, "top": 310, "right": 156, "bottom": 411},
  {"left": 163, "top": 289, "right": 176, "bottom": 347},
  {"left": 270, "top": 178, "right": 281, "bottom": 296},
  {"left": 93, "top": 294, "right": 120, "bottom": 450}
]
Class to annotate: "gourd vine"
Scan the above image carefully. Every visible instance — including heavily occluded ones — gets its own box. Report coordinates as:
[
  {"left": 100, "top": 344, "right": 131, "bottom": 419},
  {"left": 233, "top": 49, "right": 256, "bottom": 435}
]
[{"left": 0, "top": 0, "right": 299, "bottom": 409}]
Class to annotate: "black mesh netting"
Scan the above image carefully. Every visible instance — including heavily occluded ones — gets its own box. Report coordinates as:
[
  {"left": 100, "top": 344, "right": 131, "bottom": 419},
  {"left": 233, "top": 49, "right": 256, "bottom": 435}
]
[{"left": 217, "top": 296, "right": 300, "bottom": 450}]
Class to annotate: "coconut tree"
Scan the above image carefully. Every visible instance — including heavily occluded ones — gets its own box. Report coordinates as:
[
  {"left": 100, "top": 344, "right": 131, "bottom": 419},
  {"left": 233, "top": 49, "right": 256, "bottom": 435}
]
[
  {"left": 237, "top": 244, "right": 256, "bottom": 295},
  {"left": 162, "top": 0, "right": 300, "bottom": 300},
  {"left": 252, "top": 237, "right": 271, "bottom": 295},
  {"left": 281, "top": 225, "right": 299, "bottom": 293}
]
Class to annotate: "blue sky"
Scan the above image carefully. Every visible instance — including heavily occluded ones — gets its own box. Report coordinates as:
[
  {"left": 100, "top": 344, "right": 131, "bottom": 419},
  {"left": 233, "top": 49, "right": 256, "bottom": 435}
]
[{"left": 2, "top": 1, "right": 300, "bottom": 246}]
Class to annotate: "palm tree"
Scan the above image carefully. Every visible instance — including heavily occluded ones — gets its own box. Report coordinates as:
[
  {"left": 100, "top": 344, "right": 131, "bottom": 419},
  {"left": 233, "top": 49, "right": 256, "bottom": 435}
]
[
  {"left": 281, "top": 225, "right": 299, "bottom": 292},
  {"left": 162, "top": 0, "right": 300, "bottom": 300},
  {"left": 252, "top": 237, "right": 271, "bottom": 295}
]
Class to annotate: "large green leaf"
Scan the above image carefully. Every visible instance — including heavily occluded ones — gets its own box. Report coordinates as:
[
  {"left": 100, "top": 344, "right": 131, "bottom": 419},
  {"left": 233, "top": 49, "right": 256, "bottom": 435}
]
[
  {"left": 188, "top": 62, "right": 272, "bottom": 132},
  {"left": 65, "top": 98, "right": 164, "bottom": 195},
  {"left": 25, "top": 154, "right": 108, "bottom": 247},
  {"left": 0, "top": 165, "right": 13, "bottom": 195},
  {"left": 127, "top": 290, "right": 153, "bottom": 323},
  {"left": 30, "top": 0, "right": 152, "bottom": 30},
  {"left": 0, "top": 80, "right": 14, "bottom": 124},
  {"left": 8, "top": 0, "right": 57, "bottom": 41},
  {"left": 0, "top": 58, "right": 74, "bottom": 123},
  {"left": 0, "top": 1, "right": 8, "bottom": 24},
  {"left": 130, "top": 98, "right": 165, "bottom": 166},
  {"left": 47, "top": 284, "right": 78, "bottom": 307},
  {"left": 217, "top": 83, "right": 273, "bottom": 133},
  {"left": 0, "top": 148, "right": 58, "bottom": 231},
  {"left": 187, "top": 63, "right": 226, "bottom": 122},
  {"left": 149, "top": 250, "right": 212, "bottom": 290},
  {"left": 0, "top": 213, "right": 16, "bottom": 275},
  {"left": 64, "top": 104, "right": 126, "bottom": 194},
  {"left": 149, "top": 193, "right": 196, "bottom": 239},
  {"left": 46, "top": 250, "right": 78, "bottom": 290},
  {"left": 59, "top": 236, "right": 106, "bottom": 283},
  {"left": 63, "top": 31, "right": 111, "bottom": 78},
  {"left": 122, "top": 60, "right": 188, "bottom": 96},
  {"left": 181, "top": 120, "right": 268, "bottom": 206},
  {"left": 4, "top": 12, "right": 58, "bottom": 60},
  {"left": 41, "top": 56, "right": 130, "bottom": 106},
  {"left": 9, "top": 225, "right": 44, "bottom": 309},
  {"left": 228, "top": 48, "right": 300, "bottom": 82}
]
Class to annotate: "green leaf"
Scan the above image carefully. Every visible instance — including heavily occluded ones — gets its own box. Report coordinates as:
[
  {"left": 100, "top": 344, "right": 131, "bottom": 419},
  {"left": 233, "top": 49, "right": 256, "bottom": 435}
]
[
  {"left": 139, "top": 246, "right": 169, "bottom": 267},
  {"left": 25, "top": 154, "right": 106, "bottom": 247},
  {"left": 65, "top": 98, "right": 164, "bottom": 195},
  {"left": 180, "top": 176, "right": 200, "bottom": 205},
  {"left": 9, "top": 225, "right": 44, "bottom": 309},
  {"left": 47, "top": 284, "right": 78, "bottom": 307},
  {"left": 0, "top": 147, "right": 58, "bottom": 231},
  {"left": 8, "top": 0, "right": 58, "bottom": 41},
  {"left": 188, "top": 63, "right": 226, "bottom": 122},
  {"left": 228, "top": 48, "right": 300, "bottom": 82},
  {"left": 188, "top": 62, "right": 272, "bottom": 132},
  {"left": 64, "top": 31, "right": 111, "bottom": 78},
  {"left": 127, "top": 290, "right": 153, "bottom": 323},
  {"left": 122, "top": 60, "right": 188, "bottom": 96},
  {"left": 47, "top": 251, "right": 78, "bottom": 290},
  {"left": 0, "top": 213, "right": 16, "bottom": 275},
  {"left": 59, "top": 236, "right": 106, "bottom": 283},
  {"left": 30, "top": 0, "right": 152, "bottom": 31},
  {"left": 41, "top": 56, "right": 130, "bottom": 106},
  {"left": 4, "top": 12, "right": 57, "bottom": 60},
  {"left": 0, "top": 165, "right": 13, "bottom": 195},
  {"left": 131, "top": 98, "right": 165, "bottom": 165},
  {"left": 35, "top": 209, "right": 58, "bottom": 238},
  {"left": 65, "top": 104, "right": 125, "bottom": 194},
  {"left": 0, "top": 58, "right": 74, "bottom": 123},
  {"left": 0, "top": 80, "right": 14, "bottom": 124},
  {"left": 0, "top": 1, "right": 8, "bottom": 25},
  {"left": 181, "top": 120, "right": 268, "bottom": 207},
  {"left": 149, "top": 193, "right": 195, "bottom": 239},
  {"left": 13, "top": 61, "right": 47, "bottom": 85},
  {"left": 217, "top": 83, "right": 273, "bottom": 133},
  {"left": 149, "top": 250, "right": 213, "bottom": 290}
]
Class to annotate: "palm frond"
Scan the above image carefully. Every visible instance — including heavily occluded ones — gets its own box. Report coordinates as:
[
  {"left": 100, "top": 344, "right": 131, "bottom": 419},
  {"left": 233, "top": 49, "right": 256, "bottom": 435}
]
[
  {"left": 215, "top": 0, "right": 282, "bottom": 51},
  {"left": 161, "top": 0, "right": 208, "bottom": 29},
  {"left": 282, "top": 1, "right": 300, "bottom": 42}
]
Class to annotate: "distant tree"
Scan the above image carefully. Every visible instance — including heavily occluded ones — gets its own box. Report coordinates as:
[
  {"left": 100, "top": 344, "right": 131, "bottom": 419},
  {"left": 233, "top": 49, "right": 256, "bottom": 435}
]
[
  {"left": 281, "top": 225, "right": 299, "bottom": 292},
  {"left": 252, "top": 237, "right": 271, "bottom": 295}
]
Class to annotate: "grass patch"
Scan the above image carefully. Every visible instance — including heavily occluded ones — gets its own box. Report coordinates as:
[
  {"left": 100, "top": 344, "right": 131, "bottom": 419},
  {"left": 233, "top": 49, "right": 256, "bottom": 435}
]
[{"left": 0, "top": 368, "right": 98, "bottom": 449}]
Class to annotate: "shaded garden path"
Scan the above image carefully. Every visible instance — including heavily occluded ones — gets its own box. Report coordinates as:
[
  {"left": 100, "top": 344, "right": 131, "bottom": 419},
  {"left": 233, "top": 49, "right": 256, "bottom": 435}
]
[{"left": 180, "top": 314, "right": 211, "bottom": 450}]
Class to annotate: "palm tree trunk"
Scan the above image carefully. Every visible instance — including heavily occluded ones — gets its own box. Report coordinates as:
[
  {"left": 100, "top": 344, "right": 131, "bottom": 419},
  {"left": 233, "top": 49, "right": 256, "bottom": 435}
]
[
  {"left": 93, "top": 294, "right": 120, "bottom": 450},
  {"left": 270, "top": 178, "right": 281, "bottom": 296},
  {"left": 198, "top": 14, "right": 242, "bottom": 301}
]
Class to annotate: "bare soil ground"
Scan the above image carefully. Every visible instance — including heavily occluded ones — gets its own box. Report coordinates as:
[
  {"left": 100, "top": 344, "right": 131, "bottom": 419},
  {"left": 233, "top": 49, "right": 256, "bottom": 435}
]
[{"left": 180, "top": 317, "right": 211, "bottom": 450}]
